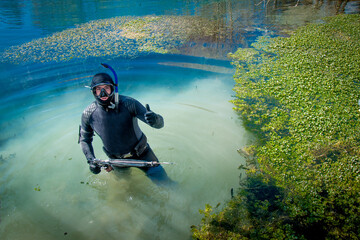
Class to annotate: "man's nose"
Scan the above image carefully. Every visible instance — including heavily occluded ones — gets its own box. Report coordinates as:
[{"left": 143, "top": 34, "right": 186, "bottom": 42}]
[{"left": 99, "top": 88, "right": 107, "bottom": 97}]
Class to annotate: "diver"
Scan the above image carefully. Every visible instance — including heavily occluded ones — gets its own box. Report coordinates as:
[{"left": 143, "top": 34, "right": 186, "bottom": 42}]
[{"left": 78, "top": 70, "right": 174, "bottom": 187}]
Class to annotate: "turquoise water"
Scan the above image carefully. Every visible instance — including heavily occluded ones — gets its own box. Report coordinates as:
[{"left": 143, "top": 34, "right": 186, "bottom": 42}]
[{"left": 1, "top": 0, "right": 359, "bottom": 239}]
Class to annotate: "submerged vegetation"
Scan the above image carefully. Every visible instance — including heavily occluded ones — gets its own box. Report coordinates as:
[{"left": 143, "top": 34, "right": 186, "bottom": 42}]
[
  {"left": 192, "top": 13, "right": 360, "bottom": 239},
  {"left": 0, "top": 15, "right": 237, "bottom": 64}
]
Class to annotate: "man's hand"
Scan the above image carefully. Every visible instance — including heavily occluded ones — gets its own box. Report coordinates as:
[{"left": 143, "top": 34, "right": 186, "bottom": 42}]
[
  {"left": 145, "top": 104, "right": 157, "bottom": 125},
  {"left": 87, "top": 158, "right": 101, "bottom": 174}
]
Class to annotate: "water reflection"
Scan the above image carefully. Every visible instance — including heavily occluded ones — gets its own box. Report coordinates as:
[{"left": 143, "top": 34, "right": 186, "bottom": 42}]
[
  {"left": 0, "top": 1, "right": 25, "bottom": 26},
  {"left": 2, "top": 0, "right": 359, "bottom": 55},
  {"left": 2, "top": 0, "right": 359, "bottom": 32}
]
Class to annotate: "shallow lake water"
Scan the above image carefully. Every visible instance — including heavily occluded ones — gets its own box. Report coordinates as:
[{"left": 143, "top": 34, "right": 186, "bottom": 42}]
[
  {"left": 0, "top": 57, "right": 248, "bottom": 240},
  {"left": 0, "top": 0, "right": 359, "bottom": 239}
]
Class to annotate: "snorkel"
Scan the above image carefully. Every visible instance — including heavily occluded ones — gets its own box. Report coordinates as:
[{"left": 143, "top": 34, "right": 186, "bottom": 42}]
[{"left": 101, "top": 63, "right": 119, "bottom": 111}]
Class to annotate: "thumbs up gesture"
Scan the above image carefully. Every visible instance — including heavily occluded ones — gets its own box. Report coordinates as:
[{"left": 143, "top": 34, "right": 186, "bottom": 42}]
[{"left": 145, "top": 104, "right": 157, "bottom": 126}]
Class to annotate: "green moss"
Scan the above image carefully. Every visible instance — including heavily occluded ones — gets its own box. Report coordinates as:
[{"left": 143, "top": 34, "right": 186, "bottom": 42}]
[{"left": 193, "top": 14, "right": 360, "bottom": 240}]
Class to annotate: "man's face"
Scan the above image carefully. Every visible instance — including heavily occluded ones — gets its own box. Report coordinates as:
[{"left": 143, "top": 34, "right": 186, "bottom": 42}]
[{"left": 95, "top": 85, "right": 112, "bottom": 101}]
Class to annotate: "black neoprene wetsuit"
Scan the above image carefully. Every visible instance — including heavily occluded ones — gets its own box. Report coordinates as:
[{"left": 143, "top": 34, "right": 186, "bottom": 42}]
[{"left": 79, "top": 95, "right": 163, "bottom": 161}]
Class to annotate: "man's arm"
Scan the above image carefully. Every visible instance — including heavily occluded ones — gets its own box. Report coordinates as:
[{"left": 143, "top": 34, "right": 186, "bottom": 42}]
[
  {"left": 79, "top": 123, "right": 95, "bottom": 161},
  {"left": 79, "top": 103, "right": 100, "bottom": 174},
  {"left": 122, "top": 96, "right": 164, "bottom": 128}
]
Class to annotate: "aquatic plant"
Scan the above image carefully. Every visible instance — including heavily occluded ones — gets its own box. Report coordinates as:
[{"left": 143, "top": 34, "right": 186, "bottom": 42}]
[
  {"left": 192, "top": 13, "right": 360, "bottom": 239},
  {"left": 0, "top": 15, "right": 231, "bottom": 64}
]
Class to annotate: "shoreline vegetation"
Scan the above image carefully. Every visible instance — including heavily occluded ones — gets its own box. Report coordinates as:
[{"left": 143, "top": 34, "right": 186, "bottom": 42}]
[{"left": 192, "top": 13, "right": 360, "bottom": 240}]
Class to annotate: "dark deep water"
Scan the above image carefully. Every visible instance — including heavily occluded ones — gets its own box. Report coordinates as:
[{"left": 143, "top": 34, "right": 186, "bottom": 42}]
[{"left": 0, "top": 0, "right": 359, "bottom": 239}]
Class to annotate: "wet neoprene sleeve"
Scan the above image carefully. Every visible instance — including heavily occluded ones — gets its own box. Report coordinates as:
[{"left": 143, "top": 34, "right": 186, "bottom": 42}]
[
  {"left": 123, "top": 97, "right": 164, "bottom": 129},
  {"left": 79, "top": 129, "right": 95, "bottom": 161},
  {"left": 79, "top": 103, "right": 96, "bottom": 161}
]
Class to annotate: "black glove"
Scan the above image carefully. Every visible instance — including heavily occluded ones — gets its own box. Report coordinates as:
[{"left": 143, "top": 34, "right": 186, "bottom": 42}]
[
  {"left": 144, "top": 104, "right": 158, "bottom": 126},
  {"left": 87, "top": 158, "right": 101, "bottom": 174}
]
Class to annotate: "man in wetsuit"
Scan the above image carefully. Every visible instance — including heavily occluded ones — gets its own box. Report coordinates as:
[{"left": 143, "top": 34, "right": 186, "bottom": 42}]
[{"left": 79, "top": 72, "right": 172, "bottom": 186}]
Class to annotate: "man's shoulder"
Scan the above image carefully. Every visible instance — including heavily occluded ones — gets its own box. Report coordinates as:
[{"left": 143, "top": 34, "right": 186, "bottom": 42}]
[
  {"left": 82, "top": 101, "right": 98, "bottom": 120},
  {"left": 119, "top": 95, "right": 138, "bottom": 114},
  {"left": 119, "top": 95, "right": 136, "bottom": 103}
]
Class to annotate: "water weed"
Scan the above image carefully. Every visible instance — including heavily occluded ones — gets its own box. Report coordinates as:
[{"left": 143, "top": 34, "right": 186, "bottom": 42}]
[{"left": 193, "top": 13, "right": 360, "bottom": 240}]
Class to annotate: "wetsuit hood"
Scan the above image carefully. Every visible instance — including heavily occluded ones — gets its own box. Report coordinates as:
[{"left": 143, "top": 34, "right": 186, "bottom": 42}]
[{"left": 91, "top": 73, "right": 115, "bottom": 107}]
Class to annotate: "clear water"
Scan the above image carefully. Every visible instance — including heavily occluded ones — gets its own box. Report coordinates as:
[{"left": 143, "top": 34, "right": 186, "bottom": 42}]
[{"left": 1, "top": 0, "right": 359, "bottom": 239}]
